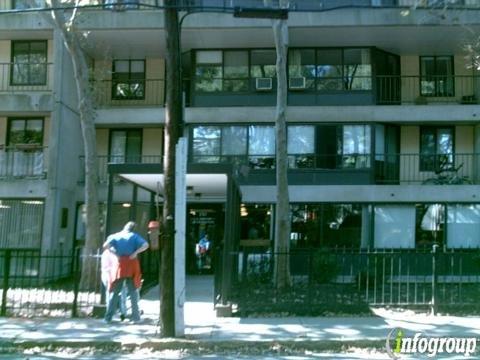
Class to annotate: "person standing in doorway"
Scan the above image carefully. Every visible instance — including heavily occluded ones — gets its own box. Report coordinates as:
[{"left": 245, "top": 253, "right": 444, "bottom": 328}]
[{"left": 103, "top": 221, "right": 149, "bottom": 323}]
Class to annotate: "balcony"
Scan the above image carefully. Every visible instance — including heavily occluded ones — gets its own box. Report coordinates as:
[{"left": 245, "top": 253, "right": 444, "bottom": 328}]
[
  {"left": 0, "top": 63, "right": 53, "bottom": 93},
  {"left": 376, "top": 75, "right": 480, "bottom": 105},
  {"left": 78, "top": 155, "right": 162, "bottom": 183},
  {"left": 0, "top": 146, "right": 47, "bottom": 180},
  {"left": 192, "top": 153, "right": 479, "bottom": 185},
  {"left": 92, "top": 79, "right": 165, "bottom": 107}
]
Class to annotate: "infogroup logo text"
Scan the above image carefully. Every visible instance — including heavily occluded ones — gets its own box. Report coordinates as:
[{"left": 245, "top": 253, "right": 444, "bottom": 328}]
[{"left": 386, "top": 328, "right": 477, "bottom": 358}]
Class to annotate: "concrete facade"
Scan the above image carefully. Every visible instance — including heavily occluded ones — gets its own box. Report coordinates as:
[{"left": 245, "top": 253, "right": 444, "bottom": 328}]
[{"left": 1, "top": 3, "right": 480, "bottom": 252}]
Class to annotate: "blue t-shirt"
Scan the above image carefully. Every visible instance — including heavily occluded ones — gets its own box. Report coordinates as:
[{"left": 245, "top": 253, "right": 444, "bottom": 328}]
[{"left": 106, "top": 230, "right": 147, "bottom": 257}]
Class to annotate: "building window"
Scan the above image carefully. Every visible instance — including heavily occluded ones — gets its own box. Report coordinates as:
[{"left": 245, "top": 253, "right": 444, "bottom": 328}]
[
  {"left": 288, "top": 48, "right": 372, "bottom": 92},
  {"left": 420, "top": 56, "right": 454, "bottom": 97},
  {"left": 0, "top": 199, "right": 44, "bottom": 249},
  {"left": 192, "top": 125, "right": 274, "bottom": 168},
  {"left": 420, "top": 126, "right": 454, "bottom": 172},
  {"left": 447, "top": 204, "right": 480, "bottom": 248},
  {"left": 288, "top": 49, "right": 316, "bottom": 90},
  {"left": 250, "top": 50, "right": 276, "bottom": 79},
  {"left": 7, "top": 118, "right": 43, "bottom": 146},
  {"left": 248, "top": 125, "right": 275, "bottom": 169},
  {"left": 374, "top": 205, "right": 416, "bottom": 248},
  {"left": 287, "top": 125, "right": 315, "bottom": 168},
  {"left": 192, "top": 126, "right": 221, "bottom": 163},
  {"left": 338, "top": 125, "right": 371, "bottom": 168},
  {"left": 224, "top": 50, "right": 249, "bottom": 92},
  {"left": 11, "top": 40, "right": 48, "bottom": 85},
  {"left": 195, "top": 51, "right": 223, "bottom": 92},
  {"left": 112, "top": 60, "right": 145, "bottom": 100},
  {"left": 109, "top": 129, "right": 142, "bottom": 163}
]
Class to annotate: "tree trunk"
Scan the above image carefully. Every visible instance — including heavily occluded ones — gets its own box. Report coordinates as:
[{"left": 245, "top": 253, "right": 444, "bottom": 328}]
[
  {"left": 161, "top": 0, "right": 181, "bottom": 337},
  {"left": 272, "top": 0, "right": 291, "bottom": 290},
  {"left": 49, "top": 1, "right": 101, "bottom": 290}
]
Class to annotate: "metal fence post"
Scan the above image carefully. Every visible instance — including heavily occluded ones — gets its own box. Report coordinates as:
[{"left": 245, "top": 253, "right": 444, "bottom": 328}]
[
  {"left": 71, "top": 249, "right": 81, "bottom": 318},
  {"left": 431, "top": 243, "right": 439, "bottom": 315},
  {"left": 1, "top": 250, "right": 11, "bottom": 316}
]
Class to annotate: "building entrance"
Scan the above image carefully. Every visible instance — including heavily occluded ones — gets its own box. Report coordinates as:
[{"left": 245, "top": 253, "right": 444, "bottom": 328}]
[{"left": 186, "top": 203, "right": 224, "bottom": 275}]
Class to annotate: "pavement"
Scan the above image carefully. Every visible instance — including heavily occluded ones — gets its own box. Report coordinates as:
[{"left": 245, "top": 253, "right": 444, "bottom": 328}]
[{"left": 1, "top": 276, "right": 480, "bottom": 351}]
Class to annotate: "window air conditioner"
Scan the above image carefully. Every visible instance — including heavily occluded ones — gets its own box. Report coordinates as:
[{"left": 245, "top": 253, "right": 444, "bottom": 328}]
[
  {"left": 255, "top": 77, "right": 273, "bottom": 91},
  {"left": 289, "top": 77, "right": 306, "bottom": 90}
]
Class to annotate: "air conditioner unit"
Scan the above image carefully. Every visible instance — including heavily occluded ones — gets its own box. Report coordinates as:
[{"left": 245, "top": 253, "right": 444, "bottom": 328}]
[
  {"left": 289, "top": 77, "right": 306, "bottom": 90},
  {"left": 255, "top": 77, "right": 273, "bottom": 91}
]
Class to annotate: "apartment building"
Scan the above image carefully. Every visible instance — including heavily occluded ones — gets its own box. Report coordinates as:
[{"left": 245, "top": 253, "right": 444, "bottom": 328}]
[{"left": 1, "top": 1, "right": 480, "bottom": 301}]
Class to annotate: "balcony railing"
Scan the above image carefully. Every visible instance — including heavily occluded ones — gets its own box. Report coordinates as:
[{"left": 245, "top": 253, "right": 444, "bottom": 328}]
[
  {"left": 376, "top": 75, "right": 480, "bottom": 105},
  {"left": 0, "top": 63, "right": 53, "bottom": 93},
  {"left": 92, "top": 79, "right": 165, "bottom": 107},
  {"left": 192, "top": 153, "right": 479, "bottom": 184},
  {"left": 0, "top": 146, "right": 47, "bottom": 180},
  {"left": 78, "top": 155, "right": 162, "bottom": 183}
]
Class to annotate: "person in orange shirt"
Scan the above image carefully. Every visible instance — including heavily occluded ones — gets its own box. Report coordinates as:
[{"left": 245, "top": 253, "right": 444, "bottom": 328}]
[{"left": 103, "top": 221, "right": 149, "bottom": 323}]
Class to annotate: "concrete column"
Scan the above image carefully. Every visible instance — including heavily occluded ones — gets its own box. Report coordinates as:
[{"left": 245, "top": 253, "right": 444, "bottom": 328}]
[
  {"left": 174, "top": 137, "right": 187, "bottom": 337},
  {"left": 41, "top": 29, "right": 83, "bottom": 255}
]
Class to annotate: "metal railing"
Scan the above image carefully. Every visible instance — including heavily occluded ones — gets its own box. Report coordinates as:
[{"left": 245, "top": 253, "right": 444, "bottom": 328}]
[
  {"left": 192, "top": 153, "right": 478, "bottom": 184},
  {"left": 0, "top": 63, "right": 54, "bottom": 93},
  {"left": 92, "top": 79, "right": 165, "bottom": 107},
  {"left": 0, "top": 248, "right": 159, "bottom": 317},
  {"left": 231, "top": 247, "right": 480, "bottom": 316},
  {"left": 78, "top": 155, "right": 162, "bottom": 183},
  {"left": 376, "top": 75, "right": 480, "bottom": 105},
  {"left": 375, "top": 152, "right": 477, "bottom": 184},
  {"left": 0, "top": 146, "right": 47, "bottom": 180}
]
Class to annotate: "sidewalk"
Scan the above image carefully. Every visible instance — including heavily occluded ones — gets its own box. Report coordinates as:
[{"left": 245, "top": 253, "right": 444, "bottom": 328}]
[{"left": 1, "top": 276, "right": 480, "bottom": 348}]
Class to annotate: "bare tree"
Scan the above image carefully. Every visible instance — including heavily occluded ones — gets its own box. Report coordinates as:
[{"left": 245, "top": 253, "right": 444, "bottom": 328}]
[
  {"left": 268, "top": 0, "right": 291, "bottom": 289},
  {"left": 161, "top": 0, "right": 181, "bottom": 337},
  {"left": 46, "top": 0, "right": 101, "bottom": 287}
]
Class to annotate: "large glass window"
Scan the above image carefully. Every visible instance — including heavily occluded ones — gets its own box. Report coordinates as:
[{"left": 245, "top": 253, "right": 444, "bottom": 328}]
[
  {"left": 287, "top": 125, "right": 315, "bottom": 168},
  {"left": 288, "top": 49, "right": 316, "bottom": 90},
  {"left": 250, "top": 50, "right": 276, "bottom": 79},
  {"left": 339, "top": 125, "right": 371, "bottom": 168},
  {"left": 192, "top": 126, "right": 221, "bottom": 163},
  {"left": 290, "top": 204, "right": 364, "bottom": 249},
  {"left": 11, "top": 41, "right": 47, "bottom": 85},
  {"left": 248, "top": 125, "right": 275, "bottom": 169},
  {"left": 316, "top": 49, "right": 343, "bottom": 91},
  {"left": 447, "top": 204, "right": 480, "bottom": 248},
  {"left": 195, "top": 51, "right": 223, "bottom": 92},
  {"left": 420, "top": 126, "right": 454, "bottom": 172},
  {"left": 7, "top": 118, "right": 43, "bottom": 146},
  {"left": 224, "top": 51, "right": 249, "bottom": 92},
  {"left": 344, "top": 48, "right": 372, "bottom": 90},
  {"left": 374, "top": 205, "right": 416, "bottom": 248},
  {"left": 420, "top": 56, "right": 454, "bottom": 97},
  {"left": 109, "top": 129, "right": 142, "bottom": 163},
  {"left": 221, "top": 126, "right": 247, "bottom": 156},
  {"left": 112, "top": 60, "right": 145, "bottom": 100}
]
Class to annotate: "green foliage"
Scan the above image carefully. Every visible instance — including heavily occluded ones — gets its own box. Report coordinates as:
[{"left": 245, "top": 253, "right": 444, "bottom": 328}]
[{"left": 311, "top": 250, "right": 339, "bottom": 284}]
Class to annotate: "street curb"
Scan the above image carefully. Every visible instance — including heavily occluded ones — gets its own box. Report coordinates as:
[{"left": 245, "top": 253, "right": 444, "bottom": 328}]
[{"left": 0, "top": 339, "right": 387, "bottom": 354}]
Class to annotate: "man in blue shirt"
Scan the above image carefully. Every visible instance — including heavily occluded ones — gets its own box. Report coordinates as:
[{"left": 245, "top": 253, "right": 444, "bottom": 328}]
[{"left": 103, "top": 221, "right": 149, "bottom": 323}]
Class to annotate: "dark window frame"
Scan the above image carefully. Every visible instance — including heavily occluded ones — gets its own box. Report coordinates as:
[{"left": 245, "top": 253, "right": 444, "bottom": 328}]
[
  {"left": 6, "top": 117, "right": 44, "bottom": 148},
  {"left": 111, "top": 59, "right": 146, "bottom": 100},
  {"left": 108, "top": 128, "right": 143, "bottom": 163},
  {"left": 419, "top": 126, "right": 455, "bottom": 172},
  {"left": 288, "top": 47, "right": 373, "bottom": 92},
  {"left": 10, "top": 40, "right": 48, "bottom": 86},
  {"left": 419, "top": 55, "right": 455, "bottom": 97}
]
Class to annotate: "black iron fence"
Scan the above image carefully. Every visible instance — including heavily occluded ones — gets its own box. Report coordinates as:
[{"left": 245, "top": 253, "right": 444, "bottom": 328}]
[
  {"left": 0, "top": 248, "right": 159, "bottom": 317},
  {"left": 230, "top": 247, "right": 480, "bottom": 315},
  {"left": 92, "top": 79, "right": 165, "bottom": 107}
]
